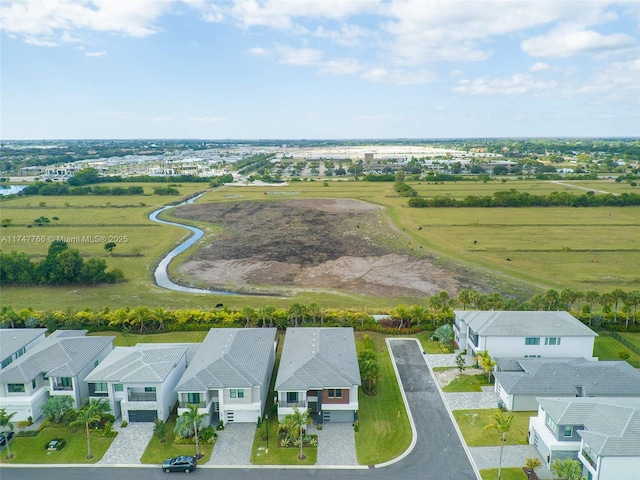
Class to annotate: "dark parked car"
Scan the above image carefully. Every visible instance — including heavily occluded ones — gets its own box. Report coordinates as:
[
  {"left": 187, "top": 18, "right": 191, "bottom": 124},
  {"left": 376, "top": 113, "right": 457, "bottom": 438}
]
[
  {"left": 0, "top": 431, "right": 14, "bottom": 447},
  {"left": 162, "top": 455, "right": 197, "bottom": 473}
]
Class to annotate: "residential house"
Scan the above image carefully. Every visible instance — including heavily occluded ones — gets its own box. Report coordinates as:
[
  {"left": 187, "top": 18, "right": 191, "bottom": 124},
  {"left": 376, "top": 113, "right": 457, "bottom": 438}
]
[
  {"left": 0, "top": 328, "right": 47, "bottom": 370},
  {"left": 494, "top": 357, "right": 640, "bottom": 411},
  {"left": 0, "top": 330, "right": 114, "bottom": 421},
  {"left": 275, "top": 327, "right": 361, "bottom": 423},
  {"left": 84, "top": 343, "right": 198, "bottom": 423},
  {"left": 453, "top": 311, "right": 597, "bottom": 359},
  {"left": 174, "top": 328, "right": 277, "bottom": 426},
  {"left": 529, "top": 397, "right": 640, "bottom": 480}
]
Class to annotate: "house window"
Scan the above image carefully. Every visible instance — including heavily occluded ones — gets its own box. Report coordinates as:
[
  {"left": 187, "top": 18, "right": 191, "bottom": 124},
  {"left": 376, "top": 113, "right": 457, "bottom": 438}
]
[
  {"left": 60, "top": 377, "right": 73, "bottom": 388},
  {"left": 237, "top": 389, "right": 244, "bottom": 399},
  {"left": 545, "top": 337, "right": 561, "bottom": 346},
  {"left": 564, "top": 426, "right": 572, "bottom": 437},
  {"left": 187, "top": 393, "right": 200, "bottom": 404},
  {"left": 17, "top": 347, "right": 26, "bottom": 358},
  {"left": 328, "top": 389, "right": 342, "bottom": 398},
  {"left": 95, "top": 360, "right": 99, "bottom": 367},
  {"left": 230, "top": 389, "right": 236, "bottom": 398},
  {"left": 286, "top": 392, "right": 298, "bottom": 404},
  {"left": 524, "top": 355, "right": 541, "bottom": 358},
  {"left": 8, "top": 383, "right": 25, "bottom": 393},
  {"left": 525, "top": 337, "right": 540, "bottom": 345},
  {"left": 1, "top": 357, "right": 12, "bottom": 368},
  {"left": 546, "top": 414, "right": 557, "bottom": 432},
  {"left": 114, "top": 384, "right": 123, "bottom": 392},
  {"left": 32, "top": 379, "right": 37, "bottom": 389},
  {"left": 94, "top": 383, "right": 108, "bottom": 394},
  {"left": 144, "top": 387, "right": 156, "bottom": 393}
]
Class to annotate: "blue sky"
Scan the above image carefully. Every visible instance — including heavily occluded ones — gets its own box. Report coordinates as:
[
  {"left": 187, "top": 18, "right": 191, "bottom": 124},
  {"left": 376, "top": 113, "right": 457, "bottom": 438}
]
[{"left": 1, "top": 0, "right": 639, "bottom": 139}]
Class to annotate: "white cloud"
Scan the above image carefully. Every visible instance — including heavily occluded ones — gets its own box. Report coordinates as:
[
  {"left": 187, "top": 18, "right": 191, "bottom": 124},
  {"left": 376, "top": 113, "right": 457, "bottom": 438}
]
[
  {"left": 85, "top": 50, "right": 106, "bottom": 57},
  {"left": 454, "top": 74, "right": 556, "bottom": 96},
  {"left": 246, "top": 46, "right": 270, "bottom": 57},
  {"left": 313, "top": 23, "right": 368, "bottom": 47},
  {"left": 181, "top": 0, "right": 224, "bottom": 23},
  {"left": 318, "top": 58, "right": 361, "bottom": 75},
  {"left": 530, "top": 62, "right": 550, "bottom": 72},
  {"left": 0, "top": 0, "right": 171, "bottom": 44},
  {"left": 275, "top": 45, "right": 323, "bottom": 66},
  {"left": 361, "top": 68, "right": 436, "bottom": 85},
  {"left": 576, "top": 58, "right": 640, "bottom": 101},
  {"left": 522, "top": 26, "right": 637, "bottom": 58},
  {"left": 355, "top": 114, "right": 388, "bottom": 122}
]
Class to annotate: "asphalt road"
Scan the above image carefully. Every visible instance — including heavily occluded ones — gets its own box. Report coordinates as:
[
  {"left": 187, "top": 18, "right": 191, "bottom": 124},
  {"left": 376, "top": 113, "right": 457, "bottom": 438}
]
[{"left": 0, "top": 339, "right": 478, "bottom": 480}]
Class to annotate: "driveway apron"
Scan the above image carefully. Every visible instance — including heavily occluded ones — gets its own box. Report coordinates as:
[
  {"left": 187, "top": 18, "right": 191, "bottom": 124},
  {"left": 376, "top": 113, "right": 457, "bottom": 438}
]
[
  {"left": 310, "top": 422, "right": 357, "bottom": 466},
  {"left": 207, "top": 423, "right": 255, "bottom": 465},
  {"left": 98, "top": 421, "right": 154, "bottom": 465}
]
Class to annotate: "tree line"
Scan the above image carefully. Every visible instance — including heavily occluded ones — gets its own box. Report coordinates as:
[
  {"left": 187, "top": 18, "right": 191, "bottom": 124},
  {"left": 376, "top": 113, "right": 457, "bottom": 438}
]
[
  {"left": 0, "top": 240, "right": 124, "bottom": 286},
  {"left": 407, "top": 189, "right": 640, "bottom": 208},
  {"left": 1, "top": 287, "right": 638, "bottom": 334}
]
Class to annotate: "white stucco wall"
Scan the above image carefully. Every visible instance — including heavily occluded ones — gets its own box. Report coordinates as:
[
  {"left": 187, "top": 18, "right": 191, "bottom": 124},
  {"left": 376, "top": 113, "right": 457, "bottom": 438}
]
[{"left": 483, "top": 335, "right": 595, "bottom": 358}]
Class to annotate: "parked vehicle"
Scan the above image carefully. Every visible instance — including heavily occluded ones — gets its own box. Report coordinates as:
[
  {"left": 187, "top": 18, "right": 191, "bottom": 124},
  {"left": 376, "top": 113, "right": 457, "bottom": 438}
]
[
  {"left": 45, "top": 438, "right": 67, "bottom": 451},
  {"left": 162, "top": 455, "right": 197, "bottom": 473}
]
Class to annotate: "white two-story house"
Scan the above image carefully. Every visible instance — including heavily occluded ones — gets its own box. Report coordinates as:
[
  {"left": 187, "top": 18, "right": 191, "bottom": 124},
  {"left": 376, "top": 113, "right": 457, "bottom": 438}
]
[
  {"left": 84, "top": 343, "right": 198, "bottom": 423},
  {"left": 174, "top": 328, "right": 277, "bottom": 426},
  {"left": 453, "top": 311, "right": 597, "bottom": 359},
  {"left": 275, "top": 327, "right": 361, "bottom": 424},
  {"left": 529, "top": 397, "right": 640, "bottom": 480},
  {"left": 0, "top": 330, "right": 114, "bottom": 421}
]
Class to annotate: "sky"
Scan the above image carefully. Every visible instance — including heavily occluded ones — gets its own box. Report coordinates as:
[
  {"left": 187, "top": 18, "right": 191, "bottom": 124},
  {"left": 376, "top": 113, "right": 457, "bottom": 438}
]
[{"left": 1, "top": 0, "right": 639, "bottom": 140}]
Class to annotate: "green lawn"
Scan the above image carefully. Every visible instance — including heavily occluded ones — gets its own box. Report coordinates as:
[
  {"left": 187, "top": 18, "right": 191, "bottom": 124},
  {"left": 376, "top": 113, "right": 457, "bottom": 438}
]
[
  {"left": 617, "top": 332, "right": 640, "bottom": 348},
  {"left": 593, "top": 336, "right": 640, "bottom": 368},
  {"left": 140, "top": 414, "right": 213, "bottom": 464},
  {"left": 0, "top": 426, "right": 115, "bottom": 464},
  {"left": 480, "top": 467, "right": 528, "bottom": 480},
  {"left": 453, "top": 409, "right": 533, "bottom": 447},
  {"left": 89, "top": 330, "right": 209, "bottom": 346},
  {"left": 250, "top": 419, "right": 317, "bottom": 465},
  {"left": 416, "top": 331, "right": 452, "bottom": 353},
  {"left": 442, "top": 374, "right": 493, "bottom": 392}
]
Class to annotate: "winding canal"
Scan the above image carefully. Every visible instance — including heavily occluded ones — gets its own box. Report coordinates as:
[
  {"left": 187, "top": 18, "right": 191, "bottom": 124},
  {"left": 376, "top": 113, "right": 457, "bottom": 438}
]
[{"left": 149, "top": 193, "right": 236, "bottom": 295}]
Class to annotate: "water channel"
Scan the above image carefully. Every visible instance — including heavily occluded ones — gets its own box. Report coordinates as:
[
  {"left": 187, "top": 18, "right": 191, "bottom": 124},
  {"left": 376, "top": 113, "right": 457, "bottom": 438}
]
[{"left": 149, "top": 193, "right": 236, "bottom": 295}]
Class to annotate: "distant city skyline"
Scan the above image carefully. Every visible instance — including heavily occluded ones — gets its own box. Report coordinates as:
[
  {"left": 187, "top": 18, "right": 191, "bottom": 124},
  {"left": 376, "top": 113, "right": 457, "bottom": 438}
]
[{"left": 1, "top": 0, "right": 639, "bottom": 140}]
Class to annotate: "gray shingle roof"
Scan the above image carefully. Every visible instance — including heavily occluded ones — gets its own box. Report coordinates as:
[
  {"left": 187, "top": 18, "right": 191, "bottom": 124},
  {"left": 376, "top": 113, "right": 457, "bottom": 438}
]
[
  {"left": 0, "top": 328, "right": 47, "bottom": 359},
  {"left": 175, "top": 328, "right": 277, "bottom": 392},
  {"left": 84, "top": 343, "right": 198, "bottom": 384},
  {"left": 494, "top": 358, "right": 640, "bottom": 396},
  {"left": 454, "top": 311, "right": 597, "bottom": 337},
  {"left": 537, "top": 397, "right": 640, "bottom": 456},
  {"left": 0, "top": 331, "right": 114, "bottom": 383},
  {"left": 275, "top": 327, "right": 361, "bottom": 391}
]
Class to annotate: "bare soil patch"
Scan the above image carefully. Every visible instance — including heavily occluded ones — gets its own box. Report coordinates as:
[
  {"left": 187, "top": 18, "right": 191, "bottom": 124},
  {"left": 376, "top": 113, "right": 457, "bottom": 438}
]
[
  {"left": 172, "top": 198, "right": 461, "bottom": 297},
  {"left": 433, "top": 367, "right": 485, "bottom": 388}
]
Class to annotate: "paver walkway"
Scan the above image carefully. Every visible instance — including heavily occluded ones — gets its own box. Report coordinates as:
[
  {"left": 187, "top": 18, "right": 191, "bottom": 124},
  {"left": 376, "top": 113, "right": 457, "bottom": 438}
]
[
  {"left": 444, "top": 391, "right": 501, "bottom": 410},
  {"left": 208, "top": 423, "right": 255, "bottom": 465},
  {"left": 469, "top": 446, "right": 554, "bottom": 478},
  {"left": 98, "top": 420, "right": 154, "bottom": 465},
  {"left": 309, "top": 423, "right": 357, "bottom": 466}
]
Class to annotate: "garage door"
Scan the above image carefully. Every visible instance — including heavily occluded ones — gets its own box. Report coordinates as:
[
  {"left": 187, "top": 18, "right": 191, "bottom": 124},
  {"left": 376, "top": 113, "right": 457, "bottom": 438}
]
[
  {"left": 322, "top": 410, "right": 354, "bottom": 423},
  {"left": 128, "top": 410, "right": 157, "bottom": 422},
  {"left": 225, "top": 410, "right": 258, "bottom": 423}
]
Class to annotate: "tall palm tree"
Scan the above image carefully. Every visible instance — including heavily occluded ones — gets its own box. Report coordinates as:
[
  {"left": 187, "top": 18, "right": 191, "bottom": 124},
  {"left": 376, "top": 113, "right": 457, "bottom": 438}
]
[
  {"left": 284, "top": 406, "right": 313, "bottom": 460},
  {"left": 457, "top": 289, "right": 472, "bottom": 310},
  {"left": 181, "top": 404, "right": 208, "bottom": 456},
  {"left": 288, "top": 303, "right": 305, "bottom": 327},
  {"left": 468, "top": 290, "right": 482, "bottom": 310},
  {"left": 474, "top": 350, "right": 497, "bottom": 382},
  {"left": 584, "top": 290, "right": 600, "bottom": 326},
  {"left": 0, "top": 408, "right": 16, "bottom": 459},
  {"left": 409, "top": 304, "right": 427, "bottom": 327},
  {"left": 611, "top": 288, "right": 625, "bottom": 324},
  {"left": 71, "top": 399, "right": 107, "bottom": 459},
  {"left": 394, "top": 304, "right": 410, "bottom": 328},
  {"left": 484, "top": 411, "right": 514, "bottom": 480},
  {"left": 241, "top": 306, "right": 256, "bottom": 328},
  {"left": 550, "top": 457, "right": 583, "bottom": 480},
  {"left": 307, "top": 303, "right": 320, "bottom": 326}
]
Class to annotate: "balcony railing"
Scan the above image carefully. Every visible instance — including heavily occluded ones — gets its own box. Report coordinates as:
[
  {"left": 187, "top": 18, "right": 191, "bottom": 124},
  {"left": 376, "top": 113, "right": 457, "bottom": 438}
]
[
  {"left": 128, "top": 393, "right": 157, "bottom": 402},
  {"left": 178, "top": 401, "right": 206, "bottom": 408},
  {"left": 279, "top": 401, "right": 307, "bottom": 408},
  {"left": 52, "top": 384, "right": 73, "bottom": 391},
  {"left": 581, "top": 449, "right": 597, "bottom": 469}
]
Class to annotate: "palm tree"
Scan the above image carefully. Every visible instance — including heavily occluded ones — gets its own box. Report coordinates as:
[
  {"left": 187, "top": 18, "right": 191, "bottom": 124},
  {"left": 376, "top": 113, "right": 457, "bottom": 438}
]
[
  {"left": 71, "top": 399, "right": 107, "bottom": 459},
  {"left": 283, "top": 406, "right": 313, "bottom": 460},
  {"left": 457, "top": 289, "right": 472, "bottom": 310},
  {"left": 474, "top": 350, "right": 497, "bottom": 382},
  {"left": 524, "top": 456, "right": 542, "bottom": 479},
  {"left": 307, "top": 303, "right": 320, "bottom": 326},
  {"left": 550, "top": 457, "right": 583, "bottom": 480},
  {"left": 394, "top": 304, "right": 410, "bottom": 328},
  {"left": 468, "top": 290, "right": 482, "bottom": 309},
  {"left": 409, "top": 304, "right": 427, "bottom": 327},
  {"left": 241, "top": 306, "right": 256, "bottom": 328},
  {"left": 0, "top": 408, "right": 16, "bottom": 459},
  {"left": 180, "top": 404, "right": 208, "bottom": 457},
  {"left": 484, "top": 411, "right": 514, "bottom": 480},
  {"left": 584, "top": 290, "right": 600, "bottom": 326},
  {"left": 288, "top": 303, "right": 305, "bottom": 327},
  {"left": 611, "top": 288, "right": 625, "bottom": 324}
]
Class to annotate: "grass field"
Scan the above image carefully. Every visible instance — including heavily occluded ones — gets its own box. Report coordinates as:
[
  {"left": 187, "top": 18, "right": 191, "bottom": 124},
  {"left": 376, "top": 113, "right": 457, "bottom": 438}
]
[
  {"left": 453, "top": 409, "right": 534, "bottom": 447},
  {"left": 2, "top": 178, "right": 639, "bottom": 310},
  {"left": 593, "top": 336, "right": 640, "bottom": 368},
  {"left": 480, "top": 467, "right": 528, "bottom": 480},
  {"left": 442, "top": 374, "right": 492, "bottom": 392}
]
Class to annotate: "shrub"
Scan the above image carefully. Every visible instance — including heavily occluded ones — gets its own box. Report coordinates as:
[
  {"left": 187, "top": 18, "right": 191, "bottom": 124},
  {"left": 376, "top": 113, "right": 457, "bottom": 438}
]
[
  {"left": 200, "top": 426, "right": 217, "bottom": 443},
  {"left": 120, "top": 420, "right": 128, "bottom": 428}
]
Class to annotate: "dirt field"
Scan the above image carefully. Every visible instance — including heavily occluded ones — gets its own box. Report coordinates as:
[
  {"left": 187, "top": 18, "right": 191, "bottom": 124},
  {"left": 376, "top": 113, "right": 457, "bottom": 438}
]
[{"left": 172, "top": 198, "right": 462, "bottom": 297}]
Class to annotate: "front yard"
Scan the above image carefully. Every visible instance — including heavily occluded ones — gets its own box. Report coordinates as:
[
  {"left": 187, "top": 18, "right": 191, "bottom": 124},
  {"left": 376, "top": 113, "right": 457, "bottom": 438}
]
[
  {"left": 140, "top": 414, "right": 213, "bottom": 464},
  {"left": 453, "top": 409, "right": 533, "bottom": 447},
  {"left": 0, "top": 426, "right": 115, "bottom": 464}
]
